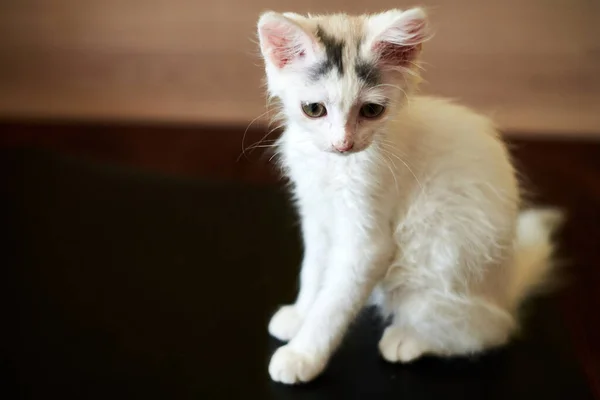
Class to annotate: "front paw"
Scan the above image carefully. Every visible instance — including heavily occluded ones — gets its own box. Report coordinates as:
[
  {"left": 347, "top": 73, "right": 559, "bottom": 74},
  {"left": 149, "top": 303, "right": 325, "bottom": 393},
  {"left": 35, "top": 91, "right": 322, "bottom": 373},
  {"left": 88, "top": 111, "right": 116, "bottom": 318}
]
[
  {"left": 268, "top": 345, "right": 326, "bottom": 384},
  {"left": 268, "top": 305, "right": 304, "bottom": 341}
]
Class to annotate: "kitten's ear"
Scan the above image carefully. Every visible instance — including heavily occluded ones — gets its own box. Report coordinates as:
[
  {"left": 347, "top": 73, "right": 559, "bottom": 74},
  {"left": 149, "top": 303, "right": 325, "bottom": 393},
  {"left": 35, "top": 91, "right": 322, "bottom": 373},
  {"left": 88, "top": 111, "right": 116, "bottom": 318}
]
[
  {"left": 365, "top": 8, "right": 429, "bottom": 69},
  {"left": 257, "top": 12, "right": 318, "bottom": 69}
]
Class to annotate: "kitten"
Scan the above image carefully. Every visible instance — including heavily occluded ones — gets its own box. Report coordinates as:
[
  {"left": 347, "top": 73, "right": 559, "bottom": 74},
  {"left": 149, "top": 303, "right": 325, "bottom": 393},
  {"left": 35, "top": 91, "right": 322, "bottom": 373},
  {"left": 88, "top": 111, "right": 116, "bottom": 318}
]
[{"left": 257, "top": 8, "right": 562, "bottom": 385}]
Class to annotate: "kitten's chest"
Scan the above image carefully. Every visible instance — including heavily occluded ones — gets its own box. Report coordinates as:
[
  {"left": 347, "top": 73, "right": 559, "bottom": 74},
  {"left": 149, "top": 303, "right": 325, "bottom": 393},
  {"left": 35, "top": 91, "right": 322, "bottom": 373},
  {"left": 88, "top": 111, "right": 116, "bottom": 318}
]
[{"left": 286, "top": 152, "right": 378, "bottom": 200}]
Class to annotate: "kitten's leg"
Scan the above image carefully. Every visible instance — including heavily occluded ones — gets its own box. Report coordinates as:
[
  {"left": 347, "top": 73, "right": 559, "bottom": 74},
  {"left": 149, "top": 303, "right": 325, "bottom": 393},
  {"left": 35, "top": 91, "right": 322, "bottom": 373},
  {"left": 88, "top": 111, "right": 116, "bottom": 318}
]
[
  {"left": 378, "top": 282, "right": 516, "bottom": 363},
  {"left": 269, "top": 229, "right": 393, "bottom": 384},
  {"left": 268, "top": 214, "right": 328, "bottom": 341},
  {"left": 376, "top": 186, "right": 519, "bottom": 363}
]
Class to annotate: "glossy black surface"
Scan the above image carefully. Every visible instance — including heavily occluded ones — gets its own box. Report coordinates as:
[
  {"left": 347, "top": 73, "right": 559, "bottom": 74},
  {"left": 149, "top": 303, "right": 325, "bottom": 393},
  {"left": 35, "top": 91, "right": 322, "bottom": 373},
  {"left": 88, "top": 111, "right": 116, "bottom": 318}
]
[{"left": 0, "top": 148, "right": 594, "bottom": 399}]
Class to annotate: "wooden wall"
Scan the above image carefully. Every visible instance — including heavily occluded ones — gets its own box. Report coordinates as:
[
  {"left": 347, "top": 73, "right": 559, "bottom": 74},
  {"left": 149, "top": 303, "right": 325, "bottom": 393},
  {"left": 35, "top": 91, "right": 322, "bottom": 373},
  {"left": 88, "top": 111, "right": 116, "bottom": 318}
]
[{"left": 1, "top": 0, "right": 599, "bottom": 134}]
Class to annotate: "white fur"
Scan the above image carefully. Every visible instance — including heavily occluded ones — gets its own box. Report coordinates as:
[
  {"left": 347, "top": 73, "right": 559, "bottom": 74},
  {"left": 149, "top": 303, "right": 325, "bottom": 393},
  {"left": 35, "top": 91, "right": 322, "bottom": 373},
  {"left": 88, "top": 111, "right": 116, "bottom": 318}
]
[{"left": 258, "top": 8, "right": 561, "bottom": 384}]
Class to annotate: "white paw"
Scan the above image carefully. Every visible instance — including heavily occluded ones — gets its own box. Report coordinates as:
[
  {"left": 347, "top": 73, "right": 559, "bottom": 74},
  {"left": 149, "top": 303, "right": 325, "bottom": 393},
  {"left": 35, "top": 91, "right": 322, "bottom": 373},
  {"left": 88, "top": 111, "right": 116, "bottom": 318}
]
[
  {"left": 268, "top": 345, "right": 325, "bottom": 384},
  {"left": 268, "top": 305, "right": 303, "bottom": 342},
  {"left": 378, "top": 326, "right": 427, "bottom": 363}
]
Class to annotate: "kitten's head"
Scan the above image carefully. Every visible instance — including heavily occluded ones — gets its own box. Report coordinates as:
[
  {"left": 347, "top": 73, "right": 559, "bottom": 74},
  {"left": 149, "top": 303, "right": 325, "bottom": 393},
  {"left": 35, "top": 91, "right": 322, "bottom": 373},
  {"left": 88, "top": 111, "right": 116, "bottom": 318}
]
[{"left": 257, "top": 8, "right": 429, "bottom": 154}]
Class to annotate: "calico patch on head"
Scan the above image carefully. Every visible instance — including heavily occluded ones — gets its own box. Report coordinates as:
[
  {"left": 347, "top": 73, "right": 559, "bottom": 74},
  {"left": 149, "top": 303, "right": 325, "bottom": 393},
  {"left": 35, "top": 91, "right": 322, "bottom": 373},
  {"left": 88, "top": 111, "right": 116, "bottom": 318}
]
[{"left": 310, "top": 26, "right": 345, "bottom": 79}]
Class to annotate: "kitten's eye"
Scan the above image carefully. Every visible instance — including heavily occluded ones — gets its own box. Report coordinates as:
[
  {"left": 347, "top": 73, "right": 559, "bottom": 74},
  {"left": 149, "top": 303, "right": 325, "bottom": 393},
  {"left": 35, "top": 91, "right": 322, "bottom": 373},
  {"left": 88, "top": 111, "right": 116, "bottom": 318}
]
[
  {"left": 359, "top": 103, "right": 385, "bottom": 119},
  {"left": 301, "top": 103, "right": 327, "bottom": 118}
]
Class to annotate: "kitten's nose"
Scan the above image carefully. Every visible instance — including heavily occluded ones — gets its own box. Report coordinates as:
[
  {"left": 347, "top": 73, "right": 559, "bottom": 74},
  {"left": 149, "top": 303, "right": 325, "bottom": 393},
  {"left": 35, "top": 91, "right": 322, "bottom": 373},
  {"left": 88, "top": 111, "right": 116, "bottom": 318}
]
[{"left": 334, "top": 140, "right": 354, "bottom": 152}]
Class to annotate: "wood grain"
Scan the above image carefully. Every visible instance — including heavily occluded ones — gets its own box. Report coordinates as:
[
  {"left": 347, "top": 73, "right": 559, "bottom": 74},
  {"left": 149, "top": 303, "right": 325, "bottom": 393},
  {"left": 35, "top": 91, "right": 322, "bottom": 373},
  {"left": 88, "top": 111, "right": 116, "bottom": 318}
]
[{"left": 0, "top": 0, "right": 599, "bottom": 134}]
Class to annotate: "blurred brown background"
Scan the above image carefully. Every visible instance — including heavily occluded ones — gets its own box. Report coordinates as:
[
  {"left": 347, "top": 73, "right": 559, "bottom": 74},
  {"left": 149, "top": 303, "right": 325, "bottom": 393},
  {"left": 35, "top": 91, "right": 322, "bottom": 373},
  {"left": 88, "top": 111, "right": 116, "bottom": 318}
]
[{"left": 1, "top": 0, "right": 599, "bottom": 134}]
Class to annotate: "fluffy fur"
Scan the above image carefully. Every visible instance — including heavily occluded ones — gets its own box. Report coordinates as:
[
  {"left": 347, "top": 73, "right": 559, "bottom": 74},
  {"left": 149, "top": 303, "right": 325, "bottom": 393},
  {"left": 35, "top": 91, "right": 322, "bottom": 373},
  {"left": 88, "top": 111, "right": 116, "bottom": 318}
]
[{"left": 257, "top": 8, "right": 562, "bottom": 385}]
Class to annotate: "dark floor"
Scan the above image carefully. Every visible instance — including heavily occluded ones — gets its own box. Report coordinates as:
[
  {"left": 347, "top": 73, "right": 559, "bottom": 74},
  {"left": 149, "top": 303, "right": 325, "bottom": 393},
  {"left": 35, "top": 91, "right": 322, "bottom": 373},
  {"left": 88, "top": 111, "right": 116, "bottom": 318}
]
[{"left": 1, "top": 122, "right": 599, "bottom": 399}]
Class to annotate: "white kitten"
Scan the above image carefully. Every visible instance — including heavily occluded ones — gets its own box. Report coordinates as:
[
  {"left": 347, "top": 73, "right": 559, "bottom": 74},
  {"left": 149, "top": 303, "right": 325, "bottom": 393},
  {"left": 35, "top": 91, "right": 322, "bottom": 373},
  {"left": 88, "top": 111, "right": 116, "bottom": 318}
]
[{"left": 257, "top": 8, "right": 562, "bottom": 385}]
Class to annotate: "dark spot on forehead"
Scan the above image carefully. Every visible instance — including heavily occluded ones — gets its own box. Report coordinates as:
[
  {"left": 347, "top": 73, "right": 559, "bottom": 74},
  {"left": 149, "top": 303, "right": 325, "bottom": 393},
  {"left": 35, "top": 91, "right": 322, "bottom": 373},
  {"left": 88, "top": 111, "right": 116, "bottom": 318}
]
[
  {"left": 355, "top": 60, "right": 380, "bottom": 87},
  {"left": 310, "top": 25, "right": 345, "bottom": 79},
  {"left": 355, "top": 38, "right": 380, "bottom": 86}
]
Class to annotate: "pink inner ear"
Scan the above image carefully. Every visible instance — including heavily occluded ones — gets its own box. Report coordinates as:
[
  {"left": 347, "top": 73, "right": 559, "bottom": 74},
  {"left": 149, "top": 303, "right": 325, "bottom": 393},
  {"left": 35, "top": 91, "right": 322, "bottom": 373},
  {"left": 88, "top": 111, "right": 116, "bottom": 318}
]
[
  {"left": 374, "top": 16, "right": 427, "bottom": 68},
  {"left": 268, "top": 35, "right": 305, "bottom": 68},
  {"left": 262, "top": 21, "right": 308, "bottom": 69},
  {"left": 374, "top": 42, "right": 421, "bottom": 67},
  {"left": 269, "top": 35, "right": 292, "bottom": 68}
]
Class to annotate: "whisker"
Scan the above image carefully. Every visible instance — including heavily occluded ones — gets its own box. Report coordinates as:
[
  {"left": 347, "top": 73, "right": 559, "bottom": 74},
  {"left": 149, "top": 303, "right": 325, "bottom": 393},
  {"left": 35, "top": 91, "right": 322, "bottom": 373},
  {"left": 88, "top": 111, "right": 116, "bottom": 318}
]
[
  {"left": 373, "top": 83, "right": 408, "bottom": 97},
  {"left": 240, "top": 110, "right": 273, "bottom": 161},
  {"left": 378, "top": 148, "right": 400, "bottom": 196},
  {"left": 268, "top": 150, "right": 283, "bottom": 163},
  {"left": 376, "top": 140, "right": 424, "bottom": 192},
  {"left": 377, "top": 140, "right": 412, "bottom": 160},
  {"left": 237, "top": 123, "right": 285, "bottom": 162},
  {"left": 244, "top": 141, "right": 278, "bottom": 151}
]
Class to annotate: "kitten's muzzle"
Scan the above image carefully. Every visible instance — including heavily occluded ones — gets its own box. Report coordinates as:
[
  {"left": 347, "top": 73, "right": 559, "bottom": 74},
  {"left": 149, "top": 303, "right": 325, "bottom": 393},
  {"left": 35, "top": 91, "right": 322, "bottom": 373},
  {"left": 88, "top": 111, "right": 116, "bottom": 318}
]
[{"left": 333, "top": 140, "right": 354, "bottom": 153}]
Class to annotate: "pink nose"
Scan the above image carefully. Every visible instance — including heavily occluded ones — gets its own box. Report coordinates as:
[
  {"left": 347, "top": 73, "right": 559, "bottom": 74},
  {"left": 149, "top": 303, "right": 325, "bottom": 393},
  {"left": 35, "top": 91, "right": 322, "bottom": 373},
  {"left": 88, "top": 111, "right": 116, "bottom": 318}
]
[{"left": 334, "top": 140, "right": 354, "bottom": 152}]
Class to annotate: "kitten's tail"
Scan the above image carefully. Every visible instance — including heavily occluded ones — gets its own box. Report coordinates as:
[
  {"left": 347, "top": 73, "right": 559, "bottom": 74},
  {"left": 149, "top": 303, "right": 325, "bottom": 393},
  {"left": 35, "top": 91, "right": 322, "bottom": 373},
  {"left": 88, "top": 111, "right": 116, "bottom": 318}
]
[{"left": 509, "top": 208, "right": 564, "bottom": 308}]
